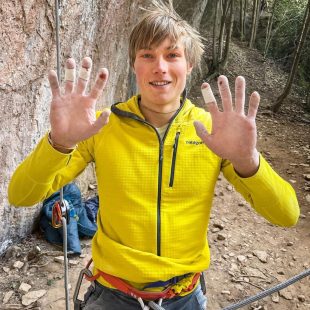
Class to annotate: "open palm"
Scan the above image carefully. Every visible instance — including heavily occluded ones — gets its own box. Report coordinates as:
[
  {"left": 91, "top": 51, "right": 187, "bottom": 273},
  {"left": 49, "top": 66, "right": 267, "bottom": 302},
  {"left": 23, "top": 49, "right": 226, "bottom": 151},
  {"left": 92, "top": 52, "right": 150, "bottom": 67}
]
[
  {"left": 194, "top": 76, "right": 260, "bottom": 177},
  {"left": 48, "top": 57, "right": 110, "bottom": 149}
]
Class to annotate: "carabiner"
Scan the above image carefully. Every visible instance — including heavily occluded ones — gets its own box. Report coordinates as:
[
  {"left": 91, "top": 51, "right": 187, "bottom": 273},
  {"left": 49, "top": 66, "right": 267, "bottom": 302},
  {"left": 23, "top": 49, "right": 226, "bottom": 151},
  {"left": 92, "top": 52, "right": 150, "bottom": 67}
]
[
  {"left": 51, "top": 199, "right": 70, "bottom": 228},
  {"left": 73, "top": 267, "right": 94, "bottom": 306},
  {"left": 52, "top": 201, "right": 62, "bottom": 228}
]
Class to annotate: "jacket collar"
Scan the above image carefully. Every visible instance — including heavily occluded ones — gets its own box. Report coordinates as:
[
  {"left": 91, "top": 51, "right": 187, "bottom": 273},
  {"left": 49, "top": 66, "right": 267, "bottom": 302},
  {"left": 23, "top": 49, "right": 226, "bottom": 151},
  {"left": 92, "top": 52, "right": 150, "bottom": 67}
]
[{"left": 111, "top": 89, "right": 189, "bottom": 123}]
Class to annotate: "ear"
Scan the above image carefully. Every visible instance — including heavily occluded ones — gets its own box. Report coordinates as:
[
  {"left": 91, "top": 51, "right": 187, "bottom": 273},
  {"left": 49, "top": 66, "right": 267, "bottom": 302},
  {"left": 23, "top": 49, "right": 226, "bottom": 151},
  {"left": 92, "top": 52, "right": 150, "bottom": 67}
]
[{"left": 187, "top": 63, "right": 193, "bottom": 75}]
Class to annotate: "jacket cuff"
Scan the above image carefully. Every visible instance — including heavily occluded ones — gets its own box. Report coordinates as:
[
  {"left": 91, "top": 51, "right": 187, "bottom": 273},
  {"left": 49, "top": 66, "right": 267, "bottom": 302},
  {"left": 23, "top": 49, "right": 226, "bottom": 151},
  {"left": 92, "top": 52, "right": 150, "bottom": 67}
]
[{"left": 28, "top": 133, "right": 74, "bottom": 183}]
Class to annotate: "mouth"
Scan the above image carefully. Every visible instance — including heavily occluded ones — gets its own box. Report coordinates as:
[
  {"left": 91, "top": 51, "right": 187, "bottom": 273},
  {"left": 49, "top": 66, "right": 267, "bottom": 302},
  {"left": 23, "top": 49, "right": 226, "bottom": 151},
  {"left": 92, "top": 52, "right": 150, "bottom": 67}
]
[{"left": 149, "top": 80, "right": 171, "bottom": 87}]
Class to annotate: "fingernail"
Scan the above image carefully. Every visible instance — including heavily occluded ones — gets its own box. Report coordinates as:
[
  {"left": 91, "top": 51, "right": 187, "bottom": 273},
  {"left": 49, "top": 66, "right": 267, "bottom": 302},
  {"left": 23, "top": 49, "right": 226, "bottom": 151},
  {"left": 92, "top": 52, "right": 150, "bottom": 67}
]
[
  {"left": 201, "top": 82, "right": 209, "bottom": 90},
  {"left": 66, "top": 58, "right": 75, "bottom": 69},
  {"left": 218, "top": 75, "right": 227, "bottom": 85},
  {"left": 82, "top": 57, "right": 92, "bottom": 68},
  {"left": 99, "top": 72, "right": 106, "bottom": 79}
]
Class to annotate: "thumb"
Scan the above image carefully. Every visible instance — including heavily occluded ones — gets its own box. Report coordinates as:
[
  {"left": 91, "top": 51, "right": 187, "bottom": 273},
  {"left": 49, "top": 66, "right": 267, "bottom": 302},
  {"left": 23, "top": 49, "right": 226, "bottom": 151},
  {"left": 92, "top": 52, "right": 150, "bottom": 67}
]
[
  {"left": 194, "top": 121, "right": 211, "bottom": 146},
  {"left": 92, "top": 109, "right": 111, "bottom": 132}
]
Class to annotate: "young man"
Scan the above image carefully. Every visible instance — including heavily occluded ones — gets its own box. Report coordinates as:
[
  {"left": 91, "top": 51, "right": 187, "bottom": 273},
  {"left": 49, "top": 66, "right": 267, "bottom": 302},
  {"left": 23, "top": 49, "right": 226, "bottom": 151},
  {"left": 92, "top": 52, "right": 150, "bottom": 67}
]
[{"left": 8, "top": 1, "right": 299, "bottom": 309}]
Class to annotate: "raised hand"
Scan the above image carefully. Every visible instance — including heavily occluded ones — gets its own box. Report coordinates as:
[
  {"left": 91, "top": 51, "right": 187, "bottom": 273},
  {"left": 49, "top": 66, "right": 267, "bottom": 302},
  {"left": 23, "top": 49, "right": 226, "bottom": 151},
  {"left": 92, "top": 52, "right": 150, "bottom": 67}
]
[
  {"left": 194, "top": 75, "right": 260, "bottom": 177},
  {"left": 48, "top": 57, "right": 111, "bottom": 151}
]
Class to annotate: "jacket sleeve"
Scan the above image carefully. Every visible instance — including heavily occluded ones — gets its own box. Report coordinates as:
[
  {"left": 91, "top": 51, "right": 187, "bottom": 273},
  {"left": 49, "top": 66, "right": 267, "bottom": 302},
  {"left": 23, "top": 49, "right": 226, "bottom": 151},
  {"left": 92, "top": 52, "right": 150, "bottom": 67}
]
[
  {"left": 221, "top": 154, "right": 300, "bottom": 227},
  {"left": 8, "top": 133, "right": 93, "bottom": 206}
]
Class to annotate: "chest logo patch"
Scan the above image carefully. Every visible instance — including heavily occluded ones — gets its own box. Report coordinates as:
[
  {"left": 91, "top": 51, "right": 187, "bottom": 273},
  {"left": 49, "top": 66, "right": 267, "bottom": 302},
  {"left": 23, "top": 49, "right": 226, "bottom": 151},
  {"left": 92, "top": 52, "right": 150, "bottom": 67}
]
[{"left": 185, "top": 140, "right": 203, "bottom": 145}]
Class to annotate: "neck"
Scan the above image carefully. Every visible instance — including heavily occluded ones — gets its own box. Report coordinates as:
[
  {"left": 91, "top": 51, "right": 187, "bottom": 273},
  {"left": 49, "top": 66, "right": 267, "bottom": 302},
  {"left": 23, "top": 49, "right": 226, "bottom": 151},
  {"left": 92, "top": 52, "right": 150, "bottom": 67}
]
[
  {"left": 138, "top": 98, "right": 180, "bottom": 127},
  {"left": 139, "top": 103, "right": 179, "bottom": 115}
]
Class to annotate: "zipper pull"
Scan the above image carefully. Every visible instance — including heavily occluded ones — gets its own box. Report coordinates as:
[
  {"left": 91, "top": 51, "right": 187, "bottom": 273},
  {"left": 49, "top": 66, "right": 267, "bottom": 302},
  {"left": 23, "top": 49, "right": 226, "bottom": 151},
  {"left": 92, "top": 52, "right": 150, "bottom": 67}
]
[{"left": 173, "top": 132, "right": 180, "bottom": 149}]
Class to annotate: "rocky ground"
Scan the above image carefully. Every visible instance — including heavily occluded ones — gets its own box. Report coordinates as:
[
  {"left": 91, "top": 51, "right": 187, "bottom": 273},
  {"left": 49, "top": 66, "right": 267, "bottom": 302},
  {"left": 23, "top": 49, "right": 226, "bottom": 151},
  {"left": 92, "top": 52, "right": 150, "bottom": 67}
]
[{"left": 0, "top": 42, "right": 309, "bottom": 309}]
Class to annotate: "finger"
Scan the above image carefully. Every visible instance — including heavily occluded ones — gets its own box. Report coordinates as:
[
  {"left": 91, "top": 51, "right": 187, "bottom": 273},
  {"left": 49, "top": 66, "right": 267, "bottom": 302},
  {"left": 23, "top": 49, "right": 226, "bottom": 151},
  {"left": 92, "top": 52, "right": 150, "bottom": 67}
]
[
  {"left": 201, "top": 83, "right": 219, "bottom": 115},
  {"left": 64, "top": 58, "right": 76, "bottom": 94},
  {"left": 89, "top": 68, "right": 109, "bottom": 100},
  {"left": 247, "top": 91, "right": 260, "bottom": 118},
  {"left": 76, "top": 57, "right": 92, "bottom": 94},
  {"left": 218, "top": 75, "right": 233, "bottom": 112},
  {"left": 48, "top": 70, "right": 60, "bottom": 98},
  {"left": 235, "top": 76, "right": 245, "bottom": 114},
  {"left": 193, "top": 121, "right": 212, "bottom": 147},
  {"left": 91, "top": 109, "right": 111, "bottom": 133}
]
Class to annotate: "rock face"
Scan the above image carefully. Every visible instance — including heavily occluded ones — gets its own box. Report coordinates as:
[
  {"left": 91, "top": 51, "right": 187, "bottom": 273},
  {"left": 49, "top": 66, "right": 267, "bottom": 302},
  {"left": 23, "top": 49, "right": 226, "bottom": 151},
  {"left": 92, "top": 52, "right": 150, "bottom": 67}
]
[
  {"left": 0, "top": 0, "right": 143, "bottom": 254},
  {"left": 0, "top": 0, "right": 208, "bottom": 254}
]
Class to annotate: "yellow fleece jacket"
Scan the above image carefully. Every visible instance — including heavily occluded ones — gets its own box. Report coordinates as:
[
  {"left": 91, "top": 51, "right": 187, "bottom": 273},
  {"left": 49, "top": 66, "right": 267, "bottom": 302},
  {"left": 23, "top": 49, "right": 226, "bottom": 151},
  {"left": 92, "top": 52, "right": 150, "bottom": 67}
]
[{"left": 8, "top": 95, "right": 299, "bottom": 289}]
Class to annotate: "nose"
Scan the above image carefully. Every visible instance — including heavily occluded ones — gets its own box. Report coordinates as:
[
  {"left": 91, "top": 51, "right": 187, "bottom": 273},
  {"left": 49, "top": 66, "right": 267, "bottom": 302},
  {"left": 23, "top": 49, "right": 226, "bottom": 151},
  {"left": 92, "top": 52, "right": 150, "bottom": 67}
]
[{"left": 153, "top": 56, "right": 168, "bottom": 74}]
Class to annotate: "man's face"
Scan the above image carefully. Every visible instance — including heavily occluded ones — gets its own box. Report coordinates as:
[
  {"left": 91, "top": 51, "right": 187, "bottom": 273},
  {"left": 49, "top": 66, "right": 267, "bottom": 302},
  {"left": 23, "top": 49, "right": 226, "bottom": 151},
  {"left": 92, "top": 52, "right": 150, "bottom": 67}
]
[{"left": 133, "top": 37, "right": 192, "bottom": 110}]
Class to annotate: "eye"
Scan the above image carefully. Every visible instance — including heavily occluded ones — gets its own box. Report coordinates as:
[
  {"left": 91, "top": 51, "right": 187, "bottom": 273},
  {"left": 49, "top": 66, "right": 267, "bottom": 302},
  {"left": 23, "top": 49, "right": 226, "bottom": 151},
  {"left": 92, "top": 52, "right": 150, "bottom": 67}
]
[
  {"left": 167, "top": 53, "right": 179, "bottom": 58},
  {"left": 141, "top": 53, "right": 153, "bottom": 59}
]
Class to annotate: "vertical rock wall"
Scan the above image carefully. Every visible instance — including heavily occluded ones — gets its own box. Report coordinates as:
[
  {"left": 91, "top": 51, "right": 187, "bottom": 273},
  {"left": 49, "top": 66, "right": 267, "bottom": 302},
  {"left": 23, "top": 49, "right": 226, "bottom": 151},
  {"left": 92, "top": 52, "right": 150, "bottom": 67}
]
[
  {"left": 0, "top": 0, "right": 144, "bottom": 254},
  {"left": 0, "top": 0, "right": 206, "bottom": 254}
]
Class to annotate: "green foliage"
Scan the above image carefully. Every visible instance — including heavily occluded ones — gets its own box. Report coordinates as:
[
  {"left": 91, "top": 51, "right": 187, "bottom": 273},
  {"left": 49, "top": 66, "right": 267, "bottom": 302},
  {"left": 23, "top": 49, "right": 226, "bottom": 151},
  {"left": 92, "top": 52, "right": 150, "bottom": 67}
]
[{"left": 262, "top": 0, "right": 310, "bottom": 86}]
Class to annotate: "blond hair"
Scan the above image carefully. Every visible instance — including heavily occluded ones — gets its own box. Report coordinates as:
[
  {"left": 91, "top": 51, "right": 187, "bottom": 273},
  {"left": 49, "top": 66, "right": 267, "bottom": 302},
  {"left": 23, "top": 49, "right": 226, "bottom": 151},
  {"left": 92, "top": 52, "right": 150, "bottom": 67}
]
[{"left": 129, "top": 0, "right": 204, "bottom": 68}]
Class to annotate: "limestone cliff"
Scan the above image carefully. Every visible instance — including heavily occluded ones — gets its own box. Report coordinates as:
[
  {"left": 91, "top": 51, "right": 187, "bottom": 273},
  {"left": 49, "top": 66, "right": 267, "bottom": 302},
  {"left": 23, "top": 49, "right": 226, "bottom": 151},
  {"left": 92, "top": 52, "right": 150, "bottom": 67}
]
[{"left": 0, "top": 0, "right": 143, "bottom": 254}]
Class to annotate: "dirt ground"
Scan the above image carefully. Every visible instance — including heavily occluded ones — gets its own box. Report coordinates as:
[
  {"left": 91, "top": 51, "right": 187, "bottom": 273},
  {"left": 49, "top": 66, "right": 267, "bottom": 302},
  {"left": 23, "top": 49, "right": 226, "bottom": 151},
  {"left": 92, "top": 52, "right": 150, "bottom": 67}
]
[{"left": 0, "top": 42, "right": 309, "bottom": 309}]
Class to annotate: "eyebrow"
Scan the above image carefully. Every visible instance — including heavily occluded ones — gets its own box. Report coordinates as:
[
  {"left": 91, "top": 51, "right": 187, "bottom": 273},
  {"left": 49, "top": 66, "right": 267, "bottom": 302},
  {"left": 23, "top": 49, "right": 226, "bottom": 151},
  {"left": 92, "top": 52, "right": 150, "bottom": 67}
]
[
  {"left": 140, "top": 45, "right": 180, "bottom": 51},
  {"left": 168, "top": 45, "right": 180, "bottom": 50}
]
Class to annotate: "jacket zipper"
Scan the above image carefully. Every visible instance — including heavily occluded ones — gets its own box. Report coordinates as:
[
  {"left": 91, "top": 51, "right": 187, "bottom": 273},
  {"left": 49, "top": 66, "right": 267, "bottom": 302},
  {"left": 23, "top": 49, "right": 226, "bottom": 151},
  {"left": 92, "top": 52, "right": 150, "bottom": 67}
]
[
  {"left": 169, "top": 131, "right": 180, "bottom": 187},
  {"left": 157, "top": 142, "right": 164, "bottom": 256},
  {"left": 111, "top": 93, "right": 187, "bottom": 256}
]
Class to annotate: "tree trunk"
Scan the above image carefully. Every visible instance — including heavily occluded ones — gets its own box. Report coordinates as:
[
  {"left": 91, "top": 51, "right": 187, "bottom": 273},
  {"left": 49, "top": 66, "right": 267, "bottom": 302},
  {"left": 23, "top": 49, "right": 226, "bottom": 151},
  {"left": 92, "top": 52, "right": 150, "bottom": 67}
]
[
  {"left": 254, "top": 0, "right": 261, "bottom": 40},
  {"left": 240, "top": 0, "right": 245, "bottom": 41},
  {"left": 264, "top": 0, "right": 278, "bottom": 58},
  {"left": 249, "top": 0, "right": 259, "bottom": 48},
  {"left": 174, "top": 0, "right": 209, "bottom": 31},
  {"left": 222, "top": 0, "right": 234, "bottom": 68},
  {"left": 306, "top": 84, "right": 310, "bottom": 111},
  {"left": 208, "top": 0, "right": 234, "bottom": 78},
  {"left": 272, "top": 0, "right": 310, "bottom": 112},
  {"left": 212, "top": 0, "right": 221, "bottom": 68},
  {"left": 191, "top": 0, "right": 209, "bottom": 30},
  {"left": 243, "top": 0, "right": 248, "bottom": 39},
  {"left": 218, "top": 0, "right": 230, "bottom": 60},
  {"left": 306, "top": 85, "right": 310, "bottom": 111}
]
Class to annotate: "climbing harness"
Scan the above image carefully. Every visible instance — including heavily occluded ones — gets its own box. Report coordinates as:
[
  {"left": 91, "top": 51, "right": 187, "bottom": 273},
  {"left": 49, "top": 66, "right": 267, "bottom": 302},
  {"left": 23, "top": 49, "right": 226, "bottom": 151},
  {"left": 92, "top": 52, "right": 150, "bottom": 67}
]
[
  {"left": 73, "top": 258, "right": 200, "bottom": 310},
  {"left": 51, "top": 0, "right": 70, "bottom": 309},
  {"left": 223, "top": 268, "right": 310, "bottom": 310}
]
